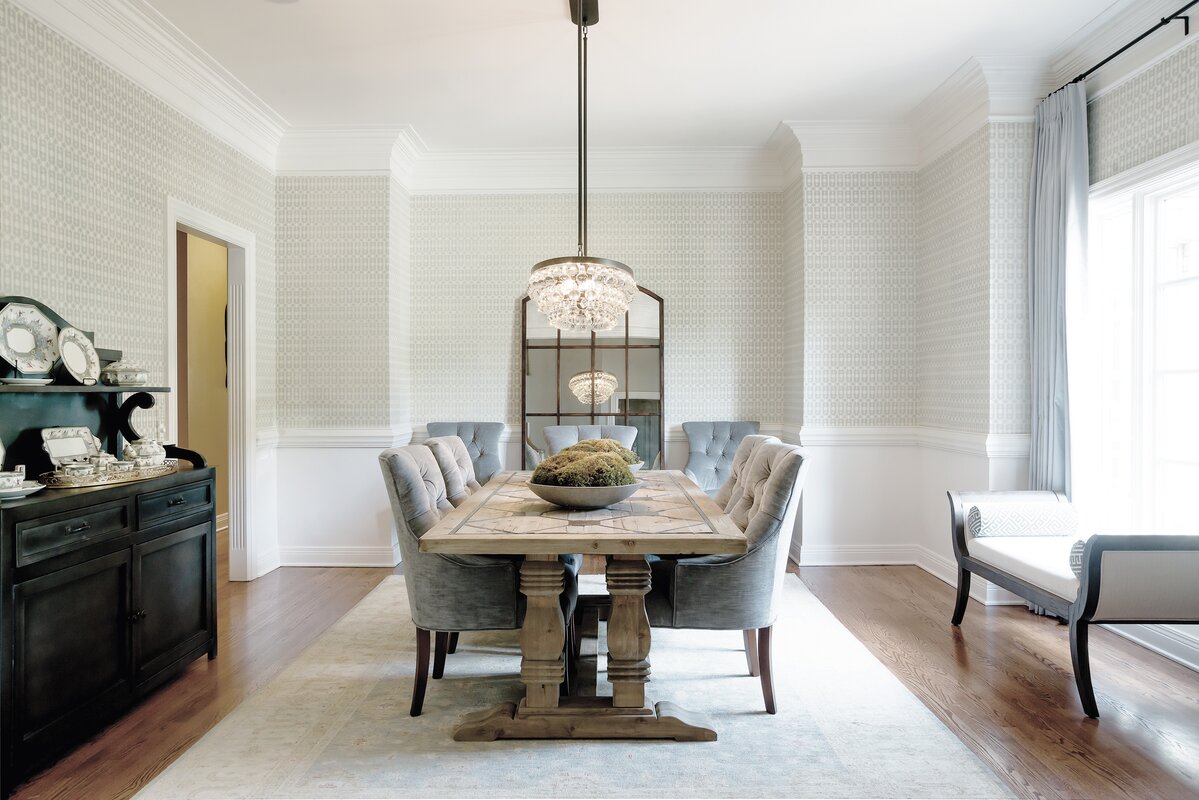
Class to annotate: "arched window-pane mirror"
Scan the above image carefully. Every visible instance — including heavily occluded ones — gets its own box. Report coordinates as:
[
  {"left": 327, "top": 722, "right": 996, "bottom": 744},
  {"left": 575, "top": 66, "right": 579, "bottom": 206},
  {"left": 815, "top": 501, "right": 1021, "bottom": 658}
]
[{"left": 522, "top": 287, "right": 663, "bottom": 468}]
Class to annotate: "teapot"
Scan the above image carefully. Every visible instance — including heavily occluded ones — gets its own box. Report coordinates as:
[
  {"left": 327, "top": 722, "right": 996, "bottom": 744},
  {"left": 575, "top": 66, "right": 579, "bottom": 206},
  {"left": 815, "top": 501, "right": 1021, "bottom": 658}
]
[{"left": 123, "top": 438, "right": 166, "bottom": 467}]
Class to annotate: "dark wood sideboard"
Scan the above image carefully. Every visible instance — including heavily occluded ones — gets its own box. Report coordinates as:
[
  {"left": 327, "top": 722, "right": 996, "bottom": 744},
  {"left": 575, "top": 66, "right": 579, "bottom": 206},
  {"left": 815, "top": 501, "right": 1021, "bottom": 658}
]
[{"left": 0, "top": 297, "right": 217, "bottom": 798}]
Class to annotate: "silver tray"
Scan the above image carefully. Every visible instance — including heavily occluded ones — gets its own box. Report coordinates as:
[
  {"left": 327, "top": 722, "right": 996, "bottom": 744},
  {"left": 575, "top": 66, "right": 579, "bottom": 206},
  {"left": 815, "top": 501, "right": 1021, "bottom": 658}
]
[{"left": 38, "top": 459, "right": 178, "bottom": 489}]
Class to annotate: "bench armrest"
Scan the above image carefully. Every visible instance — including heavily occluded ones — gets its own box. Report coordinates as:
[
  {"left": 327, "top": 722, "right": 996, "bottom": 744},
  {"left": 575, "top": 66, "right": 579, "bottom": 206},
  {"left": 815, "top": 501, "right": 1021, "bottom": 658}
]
[
  {"left": 947, "top": 490, "right": 1069, "bottom": 560},
  {"left": 1076, "top": 534, "right": 1199, "bottom": 623}
]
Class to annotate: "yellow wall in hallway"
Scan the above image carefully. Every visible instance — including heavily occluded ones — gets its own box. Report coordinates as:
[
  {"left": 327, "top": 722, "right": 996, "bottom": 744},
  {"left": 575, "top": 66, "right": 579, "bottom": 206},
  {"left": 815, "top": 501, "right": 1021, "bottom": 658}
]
[{"left": 184, "top": 234, "right": 229, "bottom": 519}]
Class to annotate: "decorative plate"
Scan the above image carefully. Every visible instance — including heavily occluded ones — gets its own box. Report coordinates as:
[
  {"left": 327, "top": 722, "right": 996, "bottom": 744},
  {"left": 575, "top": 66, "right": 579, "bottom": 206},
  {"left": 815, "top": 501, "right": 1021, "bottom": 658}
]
[
  {"left": 0, "top": 481, "right": 45, "bottom": 500},
  {"left": 526, "top": 480, "right": 643, "bottom": 510},
  {"left": 0, "top": 377, "right": 55, "bottom": 385},
  {"left": 40, "top": 426, "right": 101, "bottom": 466},
  {"left": 57, "top": 327, "right": 100, "bottom": 385},
  {"left": 0, "top": 303, "right": 59, "bottom": 374}
]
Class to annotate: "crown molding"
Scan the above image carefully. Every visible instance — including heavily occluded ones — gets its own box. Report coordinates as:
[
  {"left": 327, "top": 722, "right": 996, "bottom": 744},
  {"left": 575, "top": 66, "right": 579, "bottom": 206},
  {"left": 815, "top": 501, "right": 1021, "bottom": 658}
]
[
  {"left": 909, "top": 57, "right": 1050, "bottom": 166},
  {"left": 767, "top": 123, "right": 804, "bottom": 188},
  {"left": 778, "top": 121, "right": 918, "bottom": 170},
  {"left": 408, "top": 146, "right": 783, "bottom": 194},
  {"left": 10, "top": 0, "right": 286, "bottom": 171}
]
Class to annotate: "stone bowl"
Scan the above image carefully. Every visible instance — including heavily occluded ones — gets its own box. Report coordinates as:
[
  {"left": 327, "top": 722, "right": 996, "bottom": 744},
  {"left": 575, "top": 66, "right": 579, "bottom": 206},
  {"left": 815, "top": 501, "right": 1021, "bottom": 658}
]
[
  {"left": 629, "top": 461, "right": 644, "bottom": 473},
  {"left": 527, "top": 480, "right": 643, "bottom": 510}
]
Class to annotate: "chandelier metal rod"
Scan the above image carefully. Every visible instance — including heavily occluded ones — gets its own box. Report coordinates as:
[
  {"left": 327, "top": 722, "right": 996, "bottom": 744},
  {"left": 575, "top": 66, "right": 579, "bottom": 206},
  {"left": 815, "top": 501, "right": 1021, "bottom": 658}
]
[{"left": 577, "top": 15, "right": 589, "bottom": 256}]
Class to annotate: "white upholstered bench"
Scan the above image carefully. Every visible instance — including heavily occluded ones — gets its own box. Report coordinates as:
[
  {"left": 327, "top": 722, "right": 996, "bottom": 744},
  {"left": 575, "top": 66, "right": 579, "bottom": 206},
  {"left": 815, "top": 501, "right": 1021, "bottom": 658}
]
[{"left": 948, "top": 490, "right": 1199, "bottom": 718}]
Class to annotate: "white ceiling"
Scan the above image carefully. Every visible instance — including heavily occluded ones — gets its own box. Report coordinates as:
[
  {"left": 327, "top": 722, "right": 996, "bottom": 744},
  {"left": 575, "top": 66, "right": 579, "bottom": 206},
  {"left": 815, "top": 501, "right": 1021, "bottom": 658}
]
[{"left": 144, "top": 0, "right": 1131, "bottom": 150}]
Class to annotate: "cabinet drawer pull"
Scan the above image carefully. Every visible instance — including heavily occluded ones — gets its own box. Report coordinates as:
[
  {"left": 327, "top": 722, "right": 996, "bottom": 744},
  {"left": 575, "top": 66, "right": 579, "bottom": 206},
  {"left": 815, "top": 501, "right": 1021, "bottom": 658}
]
[
  {"left": 168, "top": 497, "right": 188, "bottom": 507},
  {"left": 127, "top": 610, "right": 148, "bottom": 624},
  {"left": 65, "top": 522, "right": 91, "bottom": 534}
]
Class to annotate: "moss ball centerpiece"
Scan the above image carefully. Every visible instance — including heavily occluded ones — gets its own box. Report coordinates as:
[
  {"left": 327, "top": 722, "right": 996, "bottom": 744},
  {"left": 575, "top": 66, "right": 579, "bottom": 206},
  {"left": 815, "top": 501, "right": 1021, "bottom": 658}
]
[{"left": 528, "top": 440, "right": 644, "bottom": 509}]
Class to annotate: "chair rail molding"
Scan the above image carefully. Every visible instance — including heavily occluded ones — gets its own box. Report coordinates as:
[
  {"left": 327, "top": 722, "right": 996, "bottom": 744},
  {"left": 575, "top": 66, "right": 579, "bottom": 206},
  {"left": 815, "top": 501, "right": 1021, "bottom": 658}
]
[
  {"left": 10, "top": 0, "right": 285, "bottom": 170},
  {"left": 276, "top": 427, "right": 414, "bottom": 449}
]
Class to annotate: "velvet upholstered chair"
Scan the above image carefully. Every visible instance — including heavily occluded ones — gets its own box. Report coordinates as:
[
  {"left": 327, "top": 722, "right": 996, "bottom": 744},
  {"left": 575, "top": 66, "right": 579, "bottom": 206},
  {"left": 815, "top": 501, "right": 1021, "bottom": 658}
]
[
  {"left": 646, "top": 439, "right": 807, "bottom": 714},
  {"left": 542, "top": 424, "right": 638, "bottom": 456},
  {"left": 425, "top": 422, "right": 504, "bottom": 484},
  {"left": 682, "top": 421, "right": 761, "bottom": 496},
  {"left": 379, "top": 444, "right": 580, "bottom": 716}
]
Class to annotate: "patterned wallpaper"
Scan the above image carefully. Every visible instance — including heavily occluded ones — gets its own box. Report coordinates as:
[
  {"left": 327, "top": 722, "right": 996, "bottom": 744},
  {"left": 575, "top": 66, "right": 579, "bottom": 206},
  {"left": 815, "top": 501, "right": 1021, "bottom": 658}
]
[
  {"left": 782, "top": 178, "right": 804, "bottom": 429},
  {"left": 410, "top": 192, "right": 784, "bottom": 429},
  {"left": 987, "top": 122, "right": 1033, "bottom": 435},
  {"left": 1089, "top": 37, "right": 1199, "bottom": 184},
  {"left": 0, "top": 0, "right": 277, "bottom": 431},
  {"left": 276, "top": 176, "right": 393, "bottom": 428},
  {"left": 389, "top": 178, "right": 411, "bottom": 432},
  {"left": 916, "top": 128, "right": 991, "bottom": 434},
  {"left": 802, "top": 170, "right": 917, "bottom": 428}
]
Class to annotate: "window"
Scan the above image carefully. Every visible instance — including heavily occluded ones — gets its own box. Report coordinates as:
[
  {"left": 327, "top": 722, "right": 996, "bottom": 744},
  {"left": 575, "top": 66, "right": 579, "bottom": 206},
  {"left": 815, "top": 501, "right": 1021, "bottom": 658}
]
[{"left": 1077, "top": 164, "right": 1199, "bottom": 534}]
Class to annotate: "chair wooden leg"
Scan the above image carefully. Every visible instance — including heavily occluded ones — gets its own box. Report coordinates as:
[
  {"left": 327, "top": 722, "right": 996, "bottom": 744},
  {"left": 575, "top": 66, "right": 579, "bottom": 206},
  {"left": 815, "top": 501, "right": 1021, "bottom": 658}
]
[
  {"left": 411, "top": 628, "right": 431, "bottom": 717},
  {"left": 951, "top": 567, "right": 971, "bottom": 626},
  {"left": 757, "top": 625, "right": 776, "bottom": 714},
  {"left": 432, "top": 631, "right": 449, "bottom": 680},
  {"left": 1070, "top": 620, "right": 1100, "bottom": 718},
  {"left": 743, "top": 629, "right": 760, "bottom": 676},
  {"left": 447, "top": 631, "right": 459, "bottom": 654}
]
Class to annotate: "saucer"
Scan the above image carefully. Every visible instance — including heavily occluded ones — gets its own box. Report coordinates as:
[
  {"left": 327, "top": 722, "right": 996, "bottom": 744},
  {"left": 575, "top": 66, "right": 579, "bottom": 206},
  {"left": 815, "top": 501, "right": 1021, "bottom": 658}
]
[
  {"left": 0, "top": 377, "right": 54, "bottom": 386},
  {"left": 0, "top": 481, "right": 45, "bottom": 500}
]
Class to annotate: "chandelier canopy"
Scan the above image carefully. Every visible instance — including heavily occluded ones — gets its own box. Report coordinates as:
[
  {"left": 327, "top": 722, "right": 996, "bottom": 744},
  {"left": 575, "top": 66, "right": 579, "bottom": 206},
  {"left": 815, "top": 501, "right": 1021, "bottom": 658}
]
[
  {"left": 569, "top": 370, "right": 618, "bottom": 405},
  {"left": 528, "top": 0, "right": 635, "bottom": 332}
]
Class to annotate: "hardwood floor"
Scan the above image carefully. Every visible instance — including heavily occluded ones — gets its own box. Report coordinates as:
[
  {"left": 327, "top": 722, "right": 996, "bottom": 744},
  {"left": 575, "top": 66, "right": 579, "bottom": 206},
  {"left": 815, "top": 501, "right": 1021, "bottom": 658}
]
[
  {"left": 802, "top": 565, "right": 1199, "bottom": 800},
  {"left": 13, "top": 531, "right": 392, "bottom": 800},
  {"left": 12, "top": 552, "right": 1196, "bottom": 800}
]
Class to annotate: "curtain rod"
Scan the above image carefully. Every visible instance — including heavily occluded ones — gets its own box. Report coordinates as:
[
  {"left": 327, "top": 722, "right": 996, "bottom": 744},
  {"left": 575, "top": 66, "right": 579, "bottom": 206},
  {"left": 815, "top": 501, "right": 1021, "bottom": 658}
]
[{"left": 1056, "top": 0, "right": 1196, "bottom": 93}]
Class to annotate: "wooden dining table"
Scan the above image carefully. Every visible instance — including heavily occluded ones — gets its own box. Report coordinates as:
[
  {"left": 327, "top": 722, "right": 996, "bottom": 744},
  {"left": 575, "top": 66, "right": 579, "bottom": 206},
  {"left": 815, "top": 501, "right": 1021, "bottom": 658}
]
[{"left": 419, "top": 469, "right": 747, "bottom": 742}]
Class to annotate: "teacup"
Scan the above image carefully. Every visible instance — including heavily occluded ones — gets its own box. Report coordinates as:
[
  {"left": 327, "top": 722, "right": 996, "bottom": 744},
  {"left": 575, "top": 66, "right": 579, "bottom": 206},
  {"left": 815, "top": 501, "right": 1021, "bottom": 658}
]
[
  {"left": 0, "top": 467, "right": 25, "bottom": 489},
  {"left": 108, "top": 462, "right": 133, "bottom": 474},
  {"left": 61, "top": 463, "right": 95, "bottom": 477}
]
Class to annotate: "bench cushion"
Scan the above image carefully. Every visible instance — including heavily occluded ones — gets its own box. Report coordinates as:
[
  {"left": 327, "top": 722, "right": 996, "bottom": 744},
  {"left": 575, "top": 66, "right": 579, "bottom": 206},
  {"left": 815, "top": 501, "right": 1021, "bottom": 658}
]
[
  {"left": 967, "top": 501, "right": 1078, "bottom": 538},
  {"left": 968, "top": 536, "right": 1080, "bottom": 601}
]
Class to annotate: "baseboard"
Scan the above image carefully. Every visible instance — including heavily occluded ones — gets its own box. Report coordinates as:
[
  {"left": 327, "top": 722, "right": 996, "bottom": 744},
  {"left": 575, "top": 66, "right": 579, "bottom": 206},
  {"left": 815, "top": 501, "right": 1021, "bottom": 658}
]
[
  {"left": 278, "top": 545, "right": 401, "bottom": 568},
  {"left": 911, "top": 545, "right": 1025, "bottom": 606},
  {"left": 216, "top": 512, "right": 229, "bottom": 532},
  {"left": 1105, "top": 624, "right": 1199, "bottom": 674},
  {"left": 798, "top": 544, "right": 916, "bottom": 566}
]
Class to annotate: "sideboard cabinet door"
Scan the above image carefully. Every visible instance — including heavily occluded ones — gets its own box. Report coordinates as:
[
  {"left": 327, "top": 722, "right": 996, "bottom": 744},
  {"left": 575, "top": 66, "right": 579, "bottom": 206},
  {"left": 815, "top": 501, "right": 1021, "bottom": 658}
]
[
  {"left": 12, "top": 549, "right": 133, "bottom": 769},
  {"left": 132, "top": 521, "right": 215, "bottom": 688}
]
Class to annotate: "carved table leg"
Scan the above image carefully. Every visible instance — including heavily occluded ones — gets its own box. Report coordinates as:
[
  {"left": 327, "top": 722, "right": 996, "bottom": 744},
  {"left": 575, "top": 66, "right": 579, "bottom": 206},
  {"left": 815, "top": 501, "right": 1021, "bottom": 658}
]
[
  {"left": 519, "top": 554, "right": 566, "bottom": 709},
  {"left": 606, "top": 555, "right": 651, "bottom": 708}
]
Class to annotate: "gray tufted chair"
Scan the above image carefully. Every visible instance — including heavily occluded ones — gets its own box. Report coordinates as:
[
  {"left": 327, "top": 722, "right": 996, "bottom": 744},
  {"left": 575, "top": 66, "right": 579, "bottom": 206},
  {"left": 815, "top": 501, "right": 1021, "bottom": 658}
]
[
  {"left": 426, "top": 422, "right": 504, "bottom": 484},
  {"left": 424, "top": 435, "right": 481, "bottom": 507},
  {"left": 542, "top": 424, "right": 638, "bottom": 456},
  {"left": 645, "top": 442, "right": 809, "bottom": 714},
  {"left": 379, "top": 445, "right": 580, "bottom": 715},
  {"left": 683, "top": 421, "right": 761, "bottom": 496},
  {"left": 713, "top": 434, "right": 780, "bottom": 510}
]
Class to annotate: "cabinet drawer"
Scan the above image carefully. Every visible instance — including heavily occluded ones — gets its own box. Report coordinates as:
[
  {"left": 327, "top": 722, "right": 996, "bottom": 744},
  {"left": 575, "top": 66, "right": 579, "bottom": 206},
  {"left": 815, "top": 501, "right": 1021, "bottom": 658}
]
[
  {"left": 15, "top": 501, "right": 132, "bottom": 567},
  {"left": 137, "top": 482, "right": 212, "bottom": 527}
]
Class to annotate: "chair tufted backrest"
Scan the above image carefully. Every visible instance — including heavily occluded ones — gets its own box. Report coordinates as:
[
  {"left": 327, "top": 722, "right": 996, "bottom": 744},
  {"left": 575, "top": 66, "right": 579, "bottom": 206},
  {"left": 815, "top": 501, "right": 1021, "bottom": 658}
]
[
  {"left": 543, "top": 425, "right": 638, "bottom": 456},
  {"left": 426, "top": 422, "right": 504, "bottom": 484},
  {"left": 423, "top": 435, "right": 481, "bottom": 507},
  {"left": 714, "top": 434, "right": 780, "bottom": 510},
  {"left": 728, "top": 442, "right": 809, "bottom": 550},
  {"left": 683, "top": 421, "right": 761, "bottom": 495},
  {"left": 378, "top": 445, "right": 454, "bottom": 545}
]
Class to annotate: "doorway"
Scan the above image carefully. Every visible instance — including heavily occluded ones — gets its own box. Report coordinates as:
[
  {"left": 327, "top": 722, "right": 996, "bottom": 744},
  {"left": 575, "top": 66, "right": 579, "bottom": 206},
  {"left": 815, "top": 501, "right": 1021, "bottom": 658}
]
[{"left": 176, "top": 230, "right": 230, "bottom": 536}]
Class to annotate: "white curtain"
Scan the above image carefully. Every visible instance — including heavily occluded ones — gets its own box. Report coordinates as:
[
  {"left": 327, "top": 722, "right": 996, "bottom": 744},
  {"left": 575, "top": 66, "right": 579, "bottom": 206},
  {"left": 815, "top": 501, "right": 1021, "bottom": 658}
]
[{"left": 1027, "top": 83, "right": 1088, "bottom": 496}]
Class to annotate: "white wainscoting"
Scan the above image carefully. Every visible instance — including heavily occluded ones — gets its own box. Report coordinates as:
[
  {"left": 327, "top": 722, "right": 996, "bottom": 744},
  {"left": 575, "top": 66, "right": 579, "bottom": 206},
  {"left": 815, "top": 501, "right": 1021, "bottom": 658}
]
[{"left": 274, "top": 428, "right": 410, "bottom": 568}]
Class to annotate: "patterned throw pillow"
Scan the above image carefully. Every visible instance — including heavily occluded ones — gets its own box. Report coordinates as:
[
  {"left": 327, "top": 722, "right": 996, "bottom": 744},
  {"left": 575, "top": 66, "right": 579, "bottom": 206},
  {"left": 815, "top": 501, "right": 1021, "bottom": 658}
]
[
  {"left": 966, "top": 501, "right": 1079, "bottom": 538},
  {"left": 1069, "top": 538, "right": 1088, "bottom": 576}
]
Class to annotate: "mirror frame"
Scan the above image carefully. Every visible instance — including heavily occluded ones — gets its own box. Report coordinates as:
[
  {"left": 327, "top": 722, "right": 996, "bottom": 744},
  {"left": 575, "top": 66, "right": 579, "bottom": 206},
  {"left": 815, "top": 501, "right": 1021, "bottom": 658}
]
[{"left": 521, "top": 286, "right": 664, "bottom": 468}]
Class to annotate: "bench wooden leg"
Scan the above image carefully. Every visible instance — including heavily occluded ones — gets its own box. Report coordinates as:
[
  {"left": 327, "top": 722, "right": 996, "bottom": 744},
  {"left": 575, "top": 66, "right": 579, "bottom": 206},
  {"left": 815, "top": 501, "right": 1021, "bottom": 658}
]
[
  {"left": 1070, "top": 619, "right": 1099, "bottom": 718},
  {"left": 951, "top": 567, "right": 971, "bottom": 626}
]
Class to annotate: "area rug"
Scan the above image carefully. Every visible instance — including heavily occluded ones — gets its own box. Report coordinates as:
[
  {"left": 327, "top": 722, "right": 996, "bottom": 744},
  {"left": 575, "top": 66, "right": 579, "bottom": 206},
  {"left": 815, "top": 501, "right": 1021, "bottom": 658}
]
[{"left": 137, "top": 575, "right": 1013, "bottom": 800}]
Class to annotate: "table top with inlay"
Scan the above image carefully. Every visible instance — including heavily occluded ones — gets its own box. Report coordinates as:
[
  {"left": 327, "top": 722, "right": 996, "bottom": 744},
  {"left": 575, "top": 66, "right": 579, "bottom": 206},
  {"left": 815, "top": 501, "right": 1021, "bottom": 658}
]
[{"left": 419, "top": 470, "right": 747, "bottom": 557}]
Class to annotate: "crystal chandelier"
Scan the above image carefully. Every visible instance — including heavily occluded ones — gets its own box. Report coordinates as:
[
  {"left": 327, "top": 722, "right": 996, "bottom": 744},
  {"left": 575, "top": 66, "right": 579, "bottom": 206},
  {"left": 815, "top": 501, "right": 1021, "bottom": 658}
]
[
  {"left": 528, "top": 0, "right": 636, "bottom": 332},
  {"left": 569, "top": 370, "right": 618, "bottom": 405}
]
